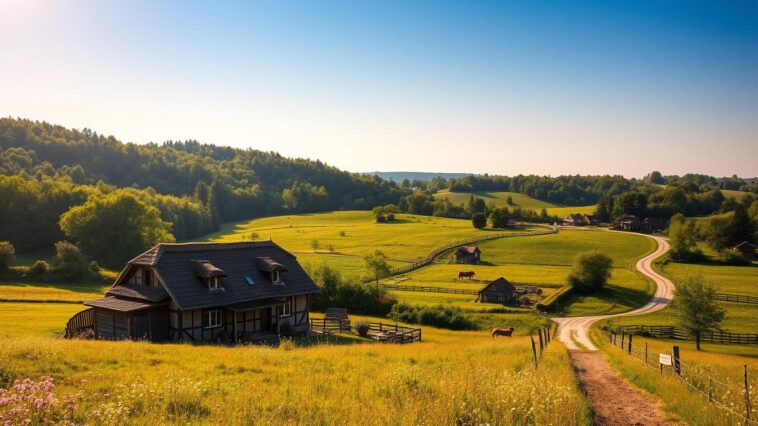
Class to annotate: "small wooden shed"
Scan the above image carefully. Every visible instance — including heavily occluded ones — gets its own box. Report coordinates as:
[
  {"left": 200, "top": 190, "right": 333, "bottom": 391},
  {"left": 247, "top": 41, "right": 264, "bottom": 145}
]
[
  {"left": 453, "top": 245, "right": 481, "bottom": 264},
  {"left": 478, "top": 277, "right": 516, "bottom": 304}
]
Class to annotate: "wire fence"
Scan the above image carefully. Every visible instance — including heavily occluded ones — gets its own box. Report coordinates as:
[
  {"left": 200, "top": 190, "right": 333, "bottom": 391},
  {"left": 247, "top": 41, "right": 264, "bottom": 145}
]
[{"left": 607, "top": 329, "right": 757, "bottom": 424}]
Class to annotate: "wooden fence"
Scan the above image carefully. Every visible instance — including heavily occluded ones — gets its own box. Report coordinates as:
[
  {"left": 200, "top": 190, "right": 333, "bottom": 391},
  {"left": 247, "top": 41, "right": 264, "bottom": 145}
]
[
  {"left": 64, "top": 308, "right": 95, "bottom": 338},
  {"left": 364, "top": 223, "right": 557, "bottom": 282},
  {"left": 309, "top": 318, "right": 421, "bottom": 344},
  {"left": 715, "top": 293, "right": 758, "bottom": 305},
  {"left": 616, "top": 325, "right": 758, "bottom": 346},
  {"left": 381, "top": 284, "right": 479, "bottom": 295}
]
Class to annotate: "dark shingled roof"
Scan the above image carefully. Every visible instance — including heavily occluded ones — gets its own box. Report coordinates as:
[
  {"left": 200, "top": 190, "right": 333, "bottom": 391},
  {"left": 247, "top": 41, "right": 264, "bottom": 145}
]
[
  {"left": 127, "top": 241, "right": 319, "bottom": 310},
  {"left": 479, "top": 277, "right": 516, "bottom": 295},
  {"left": 192, "top": 260, "right": 227, "bottom": 278},
  {"left": 106, "top": 283, "right": 169, "bottom": 303},
  {"left": 85, "top": 296, "right": 166, "bottom": 312}
]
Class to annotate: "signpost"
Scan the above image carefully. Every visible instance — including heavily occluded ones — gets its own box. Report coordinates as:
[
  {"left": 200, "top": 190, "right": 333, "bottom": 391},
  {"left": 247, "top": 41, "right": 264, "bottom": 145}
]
[{"left": 659, "top": 353, "right": 672, "bottom": 373}]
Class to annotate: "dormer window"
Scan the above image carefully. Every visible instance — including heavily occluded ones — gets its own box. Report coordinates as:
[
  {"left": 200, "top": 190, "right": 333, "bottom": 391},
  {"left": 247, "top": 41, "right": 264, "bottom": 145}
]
[
  {"left": 272, "top": 270, "right": 281, "bottom": 283},
  {"left": 256, "top": 257, "right": 288, "bottom": 285},
  {"left": 192, "top": 260, "right": 226, "bottom": 291}
]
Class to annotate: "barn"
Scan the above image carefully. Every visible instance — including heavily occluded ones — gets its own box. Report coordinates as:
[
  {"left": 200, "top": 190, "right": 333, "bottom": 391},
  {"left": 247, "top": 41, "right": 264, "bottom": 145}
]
[
  {"left": 478, "top": 277, "right": 516, "bottom": 304},
  {"left": 65, "top": 241, "right": 319, "bottom": 344},
  {"left": 453, "top": 245, "right": 481, "bottom": 264}
]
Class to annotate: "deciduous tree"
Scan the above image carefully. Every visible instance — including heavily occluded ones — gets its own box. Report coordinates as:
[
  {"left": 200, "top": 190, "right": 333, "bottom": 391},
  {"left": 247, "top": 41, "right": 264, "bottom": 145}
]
[{"left": 672, "top": 275, "right": 725, "bottom": 350}]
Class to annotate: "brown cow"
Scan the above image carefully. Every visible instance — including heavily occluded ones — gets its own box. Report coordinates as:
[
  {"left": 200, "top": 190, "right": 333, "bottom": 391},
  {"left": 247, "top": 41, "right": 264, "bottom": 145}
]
[
  {"left": 458, "top": 271, "right": 475, "bottom": 279},
  {"left": 491, "top": 327, "right": 515, "bottom": 338}
]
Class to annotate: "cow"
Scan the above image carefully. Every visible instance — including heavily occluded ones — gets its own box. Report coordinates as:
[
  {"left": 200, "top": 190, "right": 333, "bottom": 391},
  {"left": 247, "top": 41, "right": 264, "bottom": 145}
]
[
  {"left": 491, "top": 327, "right": 515, "bottom": 338},
  {"left": 458, "top": 271, "right": 475, "bottom": 279}
]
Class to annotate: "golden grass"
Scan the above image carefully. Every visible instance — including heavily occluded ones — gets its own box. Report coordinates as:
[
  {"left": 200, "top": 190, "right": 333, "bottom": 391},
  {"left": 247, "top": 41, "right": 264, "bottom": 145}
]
[
  {"left": 0, "top": 303, "right": 591, "bottom": 425},
  {"left": 431, "top": 190, "right": 597, "bottom": 216}
]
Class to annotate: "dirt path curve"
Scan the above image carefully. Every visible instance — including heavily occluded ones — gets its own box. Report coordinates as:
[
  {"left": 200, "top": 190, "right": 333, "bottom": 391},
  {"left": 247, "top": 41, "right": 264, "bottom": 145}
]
[{"left": 553, "top": 234, "right": 676, "bottom": 425}]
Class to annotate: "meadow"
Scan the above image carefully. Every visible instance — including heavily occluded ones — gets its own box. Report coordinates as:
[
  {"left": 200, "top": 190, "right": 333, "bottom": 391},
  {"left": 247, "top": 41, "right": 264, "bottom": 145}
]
[
  {"left": 432, "top": 189, "right": 597, "bottom": 216},
  {"left": 200, "top": 211, "right": 544, "bottom": 278},
  {"left": 0, "top": 302, "right": 591, "bottom": 425}
]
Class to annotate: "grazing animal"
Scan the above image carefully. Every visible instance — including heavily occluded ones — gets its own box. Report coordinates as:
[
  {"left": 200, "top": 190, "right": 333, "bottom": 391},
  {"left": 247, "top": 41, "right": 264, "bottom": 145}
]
[
  {"left": 458, "top": 271, "right": 475, "bottom": 279},
  {"left": 491, "top": 327, "right": 515, "bottom": 338}
]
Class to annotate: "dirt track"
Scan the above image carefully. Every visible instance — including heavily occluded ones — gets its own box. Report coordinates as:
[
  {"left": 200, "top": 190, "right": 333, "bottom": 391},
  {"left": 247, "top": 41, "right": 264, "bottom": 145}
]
[{"left": 571, "top": 351, "right": 672, "bottom": 425}]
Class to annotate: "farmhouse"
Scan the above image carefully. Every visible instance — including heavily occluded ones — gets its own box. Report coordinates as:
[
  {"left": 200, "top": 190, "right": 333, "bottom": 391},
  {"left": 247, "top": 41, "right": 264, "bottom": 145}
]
[
  {"left": 478, "top": 277, "right": 516, "bottom": 304},
  {"left": 66, "top": 241, "right": 318, "bottom": 343},
  {"left": 617, "top": 214, "right": 640, "bottom": 231},
  {"left": 582, "top": 215, "right": 600, "bottom": 226},
  {"left": 562, "top": 214, "right": 585, "bottom": 226},
  {"left": 453, "top": 245, "right": 481, "bottom": 264},
  {"left": 733, "top": 241, "right": 756, "bottom": 260}
]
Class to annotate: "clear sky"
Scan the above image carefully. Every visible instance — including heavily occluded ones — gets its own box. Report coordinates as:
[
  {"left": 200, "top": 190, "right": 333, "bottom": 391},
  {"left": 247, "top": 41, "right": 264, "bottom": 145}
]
[{"left": 1, "top": 0, "right": 756, "bottom": 177}]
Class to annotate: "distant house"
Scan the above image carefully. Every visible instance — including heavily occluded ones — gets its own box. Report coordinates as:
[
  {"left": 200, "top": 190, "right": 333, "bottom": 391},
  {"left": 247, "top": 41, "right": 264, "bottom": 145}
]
[
  {"left": 733, "top": 241, "right": 756, "bottom": 260},
  {"left": 582, "top": 215, "right": 600, "bottom": 226},
  {"left": 66, "top": 241, "right": 319, "bottom": 344},
  {"left": 453, "top": 245, "right": 481, "bottom": 264},
  {"left": 641, "top": 217, "right": 668, "bottom": 233},
  {"left": 618, "top": 214, "right": 640, "bottom": 232},
  {"left": 478, "top": 277, "right": 516, "bottom": 304},
  {"left": 562, "top": 214, "right": 584, "bottom": 226}
]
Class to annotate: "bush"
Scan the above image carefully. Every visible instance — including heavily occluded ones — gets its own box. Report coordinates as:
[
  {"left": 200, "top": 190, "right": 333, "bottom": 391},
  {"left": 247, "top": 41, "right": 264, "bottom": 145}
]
[
  {"left": 472, "top": 212, "right": 486, "bottom": 229},
  {"left": 0, "top": 241, "right": 15, "bottom": 271},
  {"left": 26, "top": 260, "right": 50, "bottom": 276},
  {"left": 51, "top": 241, "right": 91, "bottom": 281},
  {"left": 388, "top": 303, "right": 478, "bottom": 330},
  {"left": 309, "top": 264, "right": 397, "bottom": 317},
  {"left": 354, "top": 320, "right": 371, "bottom": 337},
  {"left": 720, "top": 248, "right": 751, "bottom": 265},
  {"left": 566, "top": 251, "right": 613, "bottom": 293},
  {"left": 386, "top": 212, "right": 395, "bottom": 222}
]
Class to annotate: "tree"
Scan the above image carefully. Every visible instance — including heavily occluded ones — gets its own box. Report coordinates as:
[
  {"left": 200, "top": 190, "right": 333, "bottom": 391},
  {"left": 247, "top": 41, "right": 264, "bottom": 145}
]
[
  {"left": 567, "top": 251, "right": 613, "bottom": 293},
  {"left": 671, "top": 275, "right": 725, "bottom": 350},
  {"left": 59, "top": 190, "right": 174, "bottom": 268},
  {"left": 612, "top": 192, "right": 647, "bottom": 221},
  {"left": 0, "top": 241, "right": 15, "bottom": 271},
  {"left": 646, "top": 171, "right": 665, "bottom": 184},
  {"left": 311, "top": 239, "right": 320, "bottom": 252},
  {"left": 488, "top": 207, "right": 510, "bottom": 228},
  {"left": 506, "top": 195, "right": 514, "bottom": 205},
  {"left": 704, "top": 204, "right": 755, "bottom": 251},
  {"left": 667, "top": 213, "right": 702, "bottom": 262},
  {"left": 364, "top": 250, "right": 391, "bottom": 287},
  {"left": 472, "top": 212, "right": 486, "bottom": 229}
]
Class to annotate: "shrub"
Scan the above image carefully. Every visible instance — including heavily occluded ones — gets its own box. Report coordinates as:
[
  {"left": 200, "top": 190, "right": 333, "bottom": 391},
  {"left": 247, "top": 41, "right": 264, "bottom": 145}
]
[
  {"left": 278, "top": 337, "right": 296, "bottom": 351},
  {"left": 388, "top": 303, "right": 478, "bottom": 330},
  {"left": 354, "top": 320, "right": 371, "bottom": 337},
  {"left": 26, "top": 260, "right": 50, "bottom": 276},
  {"left": 720, "top": 248, "right": 751, "bottom": 265},
  {"left": 309, "top": 264, "right": 397, "bottom": 317},
  {"left": 0, "top": 241, "right": 15, "bottom": 271},
  {"left": 386, "top": 212, "right": 395, "bottom": 221},
  {"left": 339, "top": 230, "right": 346, "bottom": 237},
  {"left": 51, "top": 241, "right": 90, "bottom": 281},
  {"left": 566, "top": 250, "right": 613, "bottom": 293},
  {"left": 472, "top": 212, "right": 486, "bottom": 229}
]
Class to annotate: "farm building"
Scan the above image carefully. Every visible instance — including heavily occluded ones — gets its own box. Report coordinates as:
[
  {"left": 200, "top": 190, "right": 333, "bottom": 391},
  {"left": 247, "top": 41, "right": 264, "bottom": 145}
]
[
  {"left": 618, "top": 214, "right": 640, "bottom": 231},
  {"left": 66, "top": 241, "right": 319, "bottom": 343},
  {"left": 562, "top": 214, "right": 585, "bottom": 226},
  {"left": 641, "top": 217, "right": 668, "bottom": 233},
  {"left": 582, "top": 215, "right": 600, "bottom": 226},
  {"left": 733, "top": 241, "right": 756, "bottom": 260},
  {"left": 478, "top": 277, "right": 516, "bottom": 304},
  {"left": 453, "top": 245, "right": 481, "bottom": 264}
]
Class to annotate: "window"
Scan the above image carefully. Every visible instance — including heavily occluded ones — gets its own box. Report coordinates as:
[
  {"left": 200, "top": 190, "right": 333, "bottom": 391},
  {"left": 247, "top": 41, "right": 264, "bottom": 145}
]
[
  {"left": 280, "top": 299, "right": 291, "bottom": 317},
  {"left": 208, "top": 276, "right": 221, "bottom": 290},
  {"left": 203, "top": 310, "right": 222, "bottom": 328},
  {"left": 245, "top": 276, "right": 255, "bottom": 286},
  {"left": 272, "top": 270, "right": 281, "bottom": 283}
]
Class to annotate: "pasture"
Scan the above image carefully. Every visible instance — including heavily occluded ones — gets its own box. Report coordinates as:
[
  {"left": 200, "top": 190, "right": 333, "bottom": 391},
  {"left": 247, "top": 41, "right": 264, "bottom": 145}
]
[
  {"left": 202, "top": 211, "right": 543, "bottom": 278},
  {"left": 0, "top": 302, "right": 590, "bottom": 425},
  {"left": 432, "top": 189, "right": 597, "bottom": 216}
]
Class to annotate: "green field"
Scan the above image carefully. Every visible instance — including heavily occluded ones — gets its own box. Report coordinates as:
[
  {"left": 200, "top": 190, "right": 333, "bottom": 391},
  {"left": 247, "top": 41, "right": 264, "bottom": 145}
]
[
  {"left": 721, "top": 189, "right": 754, "bottom": 201},
  {"left": 432, "top": 190, "right": 597, "bottom": 216},
  {"left": 201, "top": 211, "right": 544, "bottom": 278}
]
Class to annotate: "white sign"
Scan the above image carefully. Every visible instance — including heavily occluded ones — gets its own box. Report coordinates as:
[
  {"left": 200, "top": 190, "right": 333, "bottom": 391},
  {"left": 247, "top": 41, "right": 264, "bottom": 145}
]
[{"left": 659, "top": 354, "right": 672, "bottom": 366}]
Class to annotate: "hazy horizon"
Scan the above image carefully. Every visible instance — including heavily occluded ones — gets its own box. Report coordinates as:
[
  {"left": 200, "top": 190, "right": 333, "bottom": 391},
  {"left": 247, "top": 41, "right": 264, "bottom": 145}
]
[{"left": 2, "top": 1, "right": 756, "bottom": 177}]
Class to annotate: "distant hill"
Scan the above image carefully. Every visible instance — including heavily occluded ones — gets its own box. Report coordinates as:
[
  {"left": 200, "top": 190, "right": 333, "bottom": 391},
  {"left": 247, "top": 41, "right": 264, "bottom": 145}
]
[{"left": 364, "top": 171, "right": 475, "bottom": 182}]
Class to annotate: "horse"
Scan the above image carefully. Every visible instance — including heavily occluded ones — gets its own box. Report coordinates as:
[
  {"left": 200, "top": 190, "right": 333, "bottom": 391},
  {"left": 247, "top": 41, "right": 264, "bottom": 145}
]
[
  {"left": 458, "top": 271, "right": 475, "bottom": 279},
  {"left": 491, "top": 327, "right": 515, "bottom": 338}
]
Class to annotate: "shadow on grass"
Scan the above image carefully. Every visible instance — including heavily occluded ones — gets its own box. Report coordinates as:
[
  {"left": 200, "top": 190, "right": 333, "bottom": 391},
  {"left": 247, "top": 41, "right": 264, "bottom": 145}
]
[{"left": 558, "top": 284, "right": 652, "bottom": 316}]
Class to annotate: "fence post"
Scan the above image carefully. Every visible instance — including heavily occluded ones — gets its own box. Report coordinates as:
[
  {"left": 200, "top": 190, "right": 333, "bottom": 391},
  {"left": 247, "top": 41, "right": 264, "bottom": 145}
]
[
  {"left": 628, "top": 334, "right": 633, "bottom": 355},
  {"left": 538, "top": 329, "right": 544, "bottom": 354},
  {"left": 644, "top": 341, "right": 648, "bottom": 365},
  {"left": 745, "top": 365, "right": 752, "bottom": 422},
  {"left": 609, "top": 331, "right": 613, "bottom": 344},
  {"left": 621, "top": 332, "right": 625, "bottom": 349},
  {"left": 530, "top": 334, "right": 538, "bottom": 369},
  {"left": 672, "top": 346, "right": 681, "bottom": 376}
]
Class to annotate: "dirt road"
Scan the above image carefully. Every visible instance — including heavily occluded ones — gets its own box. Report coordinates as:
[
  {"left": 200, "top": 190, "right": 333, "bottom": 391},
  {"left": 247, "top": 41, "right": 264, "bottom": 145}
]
[
  {"left": 553, "top": 234, "right": 675, "bottom": 350},
  {"left": 553, "top": 233, "right": 676, "bottom": 425}
]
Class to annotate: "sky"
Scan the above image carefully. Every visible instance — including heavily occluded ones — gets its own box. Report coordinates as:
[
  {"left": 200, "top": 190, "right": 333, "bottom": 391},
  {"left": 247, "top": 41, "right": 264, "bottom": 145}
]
[{"left": 1, "top": 0, "right": 757, "bottom": 178}]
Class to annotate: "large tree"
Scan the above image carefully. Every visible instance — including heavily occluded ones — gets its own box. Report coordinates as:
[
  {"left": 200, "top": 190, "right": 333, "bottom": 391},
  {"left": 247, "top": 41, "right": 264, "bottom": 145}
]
[
  {"left": 672, "top": 275, "right": 725, "bottom": 350},
  {"left": 567, "top": 251, "right": 613, "bottom": 293},
  {"left": 667, "top": 213, "right": 701, "bottom": 262},
  {"left": 60, "top": 190, "right": 174, "bottom": 267},
  {"left": 364, "top": 250, "right": 392, "bottom": 287}
]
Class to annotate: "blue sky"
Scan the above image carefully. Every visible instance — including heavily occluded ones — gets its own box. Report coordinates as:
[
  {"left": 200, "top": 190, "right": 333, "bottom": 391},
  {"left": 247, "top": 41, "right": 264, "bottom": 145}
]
[{"left": 1, "top": 0, "right": 756, "bottom": 177}]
